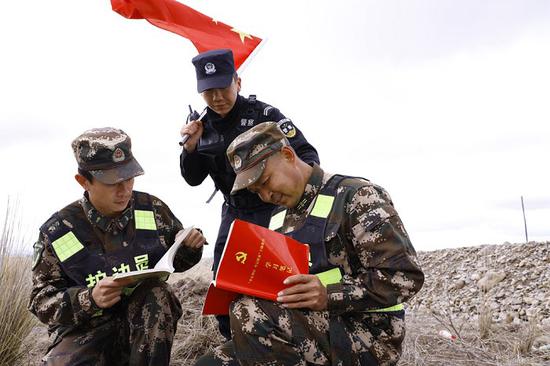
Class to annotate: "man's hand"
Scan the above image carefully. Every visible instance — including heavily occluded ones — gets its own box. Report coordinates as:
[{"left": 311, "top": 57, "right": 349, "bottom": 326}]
[
  {"left": 180, "top": 120, "right": 204, "bottom": 153},
  {"left": 180, "top": 228, "right": 206, "bottom": 250},
  {"left": 277, "top": 274, "right": 328, "bottom": 311},
  {"left": 91, "top": 277, "right": 135, "bottom": 309}
]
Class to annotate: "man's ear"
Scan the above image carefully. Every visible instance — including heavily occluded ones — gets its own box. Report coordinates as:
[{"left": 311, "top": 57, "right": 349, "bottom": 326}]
[
  {"left": 280, "top": 146, "right": 296, "bottom": 163},
  {"left": 235, "top": 76, "right": 242, "bottom": 93},
  {"left": 75, "top": 174, "right": 89, "bottom": 191}
]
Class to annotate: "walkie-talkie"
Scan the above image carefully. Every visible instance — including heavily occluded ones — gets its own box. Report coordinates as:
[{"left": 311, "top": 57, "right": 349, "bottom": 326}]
[{"left": 179, "top": 105, "right": 205, "bottom": 146}]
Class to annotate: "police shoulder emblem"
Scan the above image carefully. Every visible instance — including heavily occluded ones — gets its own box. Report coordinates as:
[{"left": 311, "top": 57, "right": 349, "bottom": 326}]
[
  {"left": 112, "top": 147, "right": 125, "bottom": 162},
  {"left": 205, "top": 62, "right": 216, "bottom": 75},
  {"left": 277, "top": 119, "right": 296, "bottom": 138}
]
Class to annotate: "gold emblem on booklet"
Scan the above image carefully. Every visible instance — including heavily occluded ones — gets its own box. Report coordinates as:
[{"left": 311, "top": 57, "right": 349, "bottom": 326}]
[{"left": 235, "top": 251, "right": 247, "bottom": 264}]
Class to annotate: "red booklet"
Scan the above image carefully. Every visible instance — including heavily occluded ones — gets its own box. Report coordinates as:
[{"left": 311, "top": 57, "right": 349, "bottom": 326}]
[{"left": 201, "top": 219, "right": 310, "bottom": 315}]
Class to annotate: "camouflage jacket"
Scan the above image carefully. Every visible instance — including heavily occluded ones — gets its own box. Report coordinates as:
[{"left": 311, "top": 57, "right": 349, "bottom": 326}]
[
  {"left": 28, "top": 191, "right": 202, "bottom": 333},
  {"left": 280, "top": 165, "right": 424, "bottom": 364}
]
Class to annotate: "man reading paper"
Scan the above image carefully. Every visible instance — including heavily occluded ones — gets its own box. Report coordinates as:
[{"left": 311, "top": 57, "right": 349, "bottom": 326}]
[
  {"left": 29, "top": 127, "right": 206, "bottom": 365},
  {"left": 195, "top": 122, "right": 424, "bottom": 366}
]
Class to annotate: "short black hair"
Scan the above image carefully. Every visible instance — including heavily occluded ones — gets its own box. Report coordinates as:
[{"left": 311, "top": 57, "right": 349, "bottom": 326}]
[{"left": 78, "top": 168, "right": 94, "bottom": 182}]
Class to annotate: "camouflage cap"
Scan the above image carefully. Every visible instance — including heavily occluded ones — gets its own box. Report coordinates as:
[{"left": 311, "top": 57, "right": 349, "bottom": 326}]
[
  {"left": 71, "top": 127, "right": 144, "bottom": 184},
  {"left": 227, "top": 122, "right": 289, "bottom": 195}
]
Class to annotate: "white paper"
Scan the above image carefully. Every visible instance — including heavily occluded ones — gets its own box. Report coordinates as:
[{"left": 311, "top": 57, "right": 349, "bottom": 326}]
[{"left": 113, "top": 225, "right": 194, "bottom": 280}]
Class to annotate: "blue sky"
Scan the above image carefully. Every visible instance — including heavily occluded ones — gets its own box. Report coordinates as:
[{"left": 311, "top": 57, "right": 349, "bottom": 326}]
[{"left": 1, "top": 0, "right": 549, "bottom": 255}]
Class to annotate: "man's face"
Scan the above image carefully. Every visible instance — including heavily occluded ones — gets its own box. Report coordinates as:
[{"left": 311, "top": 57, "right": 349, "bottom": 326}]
[
  {"left": 247, "top": 152, "right": 303, "bottom": 208},
  {"left": 83, "top": 177, "right": 134, "bottom": 217},
  {"left": 201, "top": 76, "right": 241, "bottom": 118}
]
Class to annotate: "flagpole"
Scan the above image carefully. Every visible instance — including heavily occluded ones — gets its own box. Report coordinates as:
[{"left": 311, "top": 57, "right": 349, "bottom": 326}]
[
  {"left": 521, "top": 196, "right": 528, "bottom": 243},
  {"left": 237, "top": 37, "right": 268, "bottom": 75}
]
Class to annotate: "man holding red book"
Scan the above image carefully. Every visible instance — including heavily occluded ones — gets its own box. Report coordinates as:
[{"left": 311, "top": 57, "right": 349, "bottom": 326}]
[{"left": 195, "top": 122, "right": 424, "bottom": 365}]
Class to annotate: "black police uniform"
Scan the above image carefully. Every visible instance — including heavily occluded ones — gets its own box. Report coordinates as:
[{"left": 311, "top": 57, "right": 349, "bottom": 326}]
[{"left": 179, "top": 94, "right": 319, "bottom": 338}]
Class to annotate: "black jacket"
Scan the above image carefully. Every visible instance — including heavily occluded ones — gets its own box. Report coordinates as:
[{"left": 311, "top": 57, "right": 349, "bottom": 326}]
[{"left": 180, "top": 94, "right": 319, "bottom": 208}]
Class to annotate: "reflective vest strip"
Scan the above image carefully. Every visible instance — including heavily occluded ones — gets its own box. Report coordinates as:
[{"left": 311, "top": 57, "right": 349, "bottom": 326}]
[
  {"left": 52, "top": 231, "right": 84, "bottom": 262},
  {"left": 135, "top": 210, "right": 157, "bottom": 230},
  {"left": 316, "top": 267, "right": 342, "bottom": 287},
  {"left": 269, "top": 210, "right": 287, "bottom": 230},
  {"left": 311, "top": 194, "right": 335, "bottom": 218},
  {"left": 366, "top": 303, "right": 404, "bottom": 312}
]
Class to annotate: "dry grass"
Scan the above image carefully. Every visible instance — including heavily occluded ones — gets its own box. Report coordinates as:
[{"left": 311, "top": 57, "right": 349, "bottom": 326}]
[
  {"left": 479, "top": 293, "right": 493, "bottom": 340},
  {"left": 171, "top": 277, "right": 224, "bottom": 365},
  {"left": 0, "top": 200, "right": 36, "bottom": 366},
  {"left": 516, "top": 318, "right": 542, "bottom": 356},
  {"left": 169, "top": 258, "right": 225, "bottom": 365}
]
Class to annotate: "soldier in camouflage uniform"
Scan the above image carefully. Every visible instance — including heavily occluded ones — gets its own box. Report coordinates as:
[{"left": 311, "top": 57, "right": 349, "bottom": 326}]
[
  {"left": 29, "top": 127, "right": 206, "bottom": 366},
  {"left": 195, "top": 122, "right": 424, "bottom": 366}
]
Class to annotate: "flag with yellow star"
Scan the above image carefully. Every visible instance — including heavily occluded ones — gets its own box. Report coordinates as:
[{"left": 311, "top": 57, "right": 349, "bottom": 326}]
[{"left": 111, "top": 0, "right": 263, "bottom": 70}]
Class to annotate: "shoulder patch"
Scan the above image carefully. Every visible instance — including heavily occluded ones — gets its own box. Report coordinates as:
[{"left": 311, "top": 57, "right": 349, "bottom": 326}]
[
  {"left": 263, "top": 106, "right": 274, "bottom": 116},
  {"left": 42, "top": 216, "right": 61, "bottom": 235},
  {"left": 277, "top": 118, "right": 296, "bottom": 138},
  {"left": 32, "top": 241, "right": 45, "bottom": 270}
]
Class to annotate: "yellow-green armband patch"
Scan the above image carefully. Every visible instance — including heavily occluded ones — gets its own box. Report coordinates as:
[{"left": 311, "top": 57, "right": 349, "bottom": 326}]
[{"left": 316, "top": 267, "right": 342, "bottom": 287}]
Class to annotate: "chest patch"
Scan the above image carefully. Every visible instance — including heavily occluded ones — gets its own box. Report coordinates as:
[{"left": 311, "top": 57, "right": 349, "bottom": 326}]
[{"left": 240, "top": 118, "right": 254, "bottom": 127}]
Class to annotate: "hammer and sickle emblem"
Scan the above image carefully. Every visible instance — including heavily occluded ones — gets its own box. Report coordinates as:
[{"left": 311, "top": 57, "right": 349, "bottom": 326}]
[{"left": 235, "top": 251, "right": 247, "bottom": 264}]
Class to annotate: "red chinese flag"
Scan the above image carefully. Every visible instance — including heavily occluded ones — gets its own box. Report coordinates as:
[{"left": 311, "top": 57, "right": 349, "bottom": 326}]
[{"left": 111, "top": 0, "right": 263, "bottom": 70}]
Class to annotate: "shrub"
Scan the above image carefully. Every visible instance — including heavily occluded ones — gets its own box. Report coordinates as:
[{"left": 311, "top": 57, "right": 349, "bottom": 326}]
[{"left": 0, "top": 201, "right": 36, "bottom": 365}]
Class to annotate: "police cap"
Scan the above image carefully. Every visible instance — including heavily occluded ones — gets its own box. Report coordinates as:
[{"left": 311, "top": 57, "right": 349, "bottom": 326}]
[{"left": 192, "top": 49, "right": 235, "bottom": 93}]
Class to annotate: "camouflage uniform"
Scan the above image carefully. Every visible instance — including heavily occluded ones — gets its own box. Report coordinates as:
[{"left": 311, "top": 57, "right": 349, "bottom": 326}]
[
  {"left": 29, "top": 127, "right": 203, "bottom": 366},
  {"left": 29, "top": 192, "right": 201, "bottom": 365},
  {"left": 197, "top": 164, "right": 424, "bottom": 365}
]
